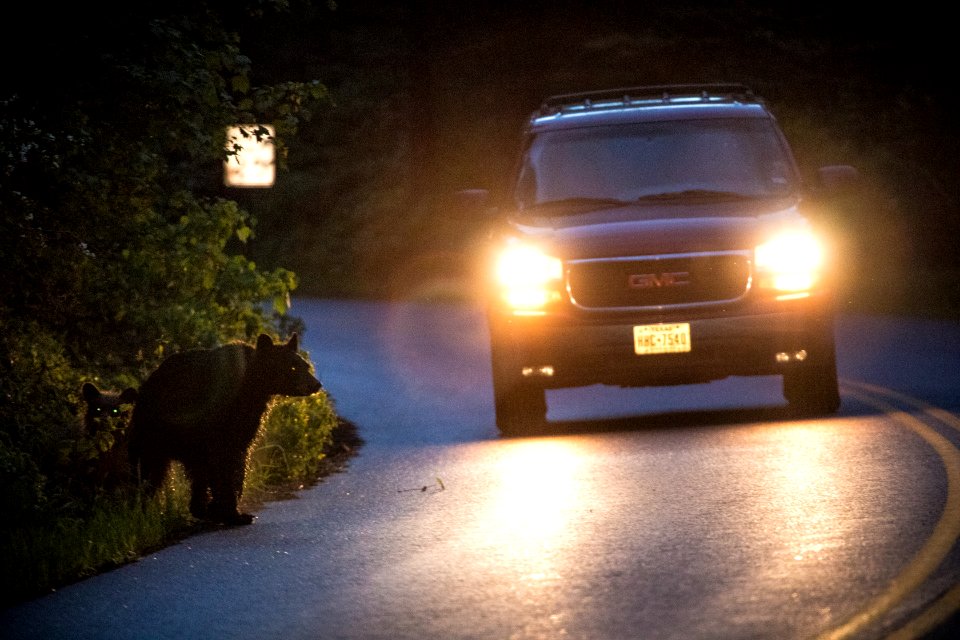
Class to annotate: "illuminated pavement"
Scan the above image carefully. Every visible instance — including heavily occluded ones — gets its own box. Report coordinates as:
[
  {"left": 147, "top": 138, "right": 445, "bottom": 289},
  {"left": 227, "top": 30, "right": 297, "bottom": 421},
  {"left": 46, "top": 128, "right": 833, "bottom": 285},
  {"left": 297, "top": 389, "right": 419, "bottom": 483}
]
[{"left": 3, "top": 299, "right": 960, "bottom": 639}]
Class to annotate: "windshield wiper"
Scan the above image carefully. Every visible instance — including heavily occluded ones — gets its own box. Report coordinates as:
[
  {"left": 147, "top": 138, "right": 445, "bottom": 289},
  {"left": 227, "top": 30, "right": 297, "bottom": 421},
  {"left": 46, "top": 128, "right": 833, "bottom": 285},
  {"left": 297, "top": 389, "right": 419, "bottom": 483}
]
[
  {"left": 525, "top": 191, "right": 759, "bottom": 214},
  {"left": 633, "top": 189, "right": 756, "bottom": 202},
  {"left": 526, "top": 196, "right": 633, "bottom": 213}
]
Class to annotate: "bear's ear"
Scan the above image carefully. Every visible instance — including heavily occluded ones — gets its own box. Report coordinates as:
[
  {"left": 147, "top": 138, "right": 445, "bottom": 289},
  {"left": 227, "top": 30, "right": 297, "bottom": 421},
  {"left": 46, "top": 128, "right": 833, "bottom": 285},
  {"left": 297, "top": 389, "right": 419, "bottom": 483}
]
[
  {"left": 256, "top": 334, "right": 274, "bottom": 351},
  {"left": 82, "top": 382, "right": 101, "bottom": 401},
  {"left": 286, "top": 333, "right": 299, "bottom": 352},
  {"left": 120, "top": 387, "right": 138, "bottom": 403}
]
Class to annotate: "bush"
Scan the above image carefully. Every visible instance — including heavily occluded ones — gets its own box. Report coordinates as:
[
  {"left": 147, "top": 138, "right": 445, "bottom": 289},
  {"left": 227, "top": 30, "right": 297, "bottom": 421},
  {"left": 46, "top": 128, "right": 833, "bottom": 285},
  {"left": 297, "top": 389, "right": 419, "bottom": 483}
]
[{"left": 249, "top": 393, "right": 340, "bottom": 490}]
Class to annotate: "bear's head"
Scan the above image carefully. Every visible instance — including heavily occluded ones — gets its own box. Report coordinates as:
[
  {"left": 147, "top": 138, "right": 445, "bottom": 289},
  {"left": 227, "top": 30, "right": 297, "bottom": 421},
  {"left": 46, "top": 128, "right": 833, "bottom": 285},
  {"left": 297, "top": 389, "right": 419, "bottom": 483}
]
[
  {"left": 82, "top": 382, "right": 139, "bottom": 436},
  {"left": 254, "top": 333, "right": 323, "bottom": 397}
]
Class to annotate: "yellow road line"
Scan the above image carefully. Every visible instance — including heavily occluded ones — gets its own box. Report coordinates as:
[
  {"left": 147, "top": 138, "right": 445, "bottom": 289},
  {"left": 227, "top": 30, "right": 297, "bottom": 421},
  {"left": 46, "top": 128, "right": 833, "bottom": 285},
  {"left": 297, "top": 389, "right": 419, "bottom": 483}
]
[
  {"left": 845, "top": 380, "right": 960, "bottom": 436},
  {"left": 817, "top": 383, "right": 960, "bottom": 640},
  {"left": 841, "top": 380, "right": 960, "bottom": 639},
  {"left": 887, "top": 582, "right": 960, "bottom": 640}
]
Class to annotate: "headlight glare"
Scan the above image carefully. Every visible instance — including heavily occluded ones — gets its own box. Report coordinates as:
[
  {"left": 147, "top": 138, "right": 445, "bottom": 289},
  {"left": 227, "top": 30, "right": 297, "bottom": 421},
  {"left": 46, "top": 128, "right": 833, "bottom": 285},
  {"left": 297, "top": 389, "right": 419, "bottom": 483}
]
[
  {"left": 495, "top": 243, "right": 563, "bottom": 312},
  {"left": 755, "top": 230, "right": 824, "bottom": 293}
]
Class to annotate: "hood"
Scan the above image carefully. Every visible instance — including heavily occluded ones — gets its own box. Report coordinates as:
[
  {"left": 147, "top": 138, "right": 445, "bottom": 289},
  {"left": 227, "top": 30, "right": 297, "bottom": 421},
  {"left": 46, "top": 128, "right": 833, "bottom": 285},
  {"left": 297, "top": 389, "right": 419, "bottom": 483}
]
[{"left": 503, "top": 198, "right": 808, "bottom": 260}]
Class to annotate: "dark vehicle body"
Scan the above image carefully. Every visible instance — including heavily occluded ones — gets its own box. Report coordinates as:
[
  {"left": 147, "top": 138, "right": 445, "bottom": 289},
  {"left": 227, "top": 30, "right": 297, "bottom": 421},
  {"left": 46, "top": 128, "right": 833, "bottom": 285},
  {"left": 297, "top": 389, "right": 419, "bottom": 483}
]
[{"left": 483, "top": 85, "right": 857, "bottom": 435}]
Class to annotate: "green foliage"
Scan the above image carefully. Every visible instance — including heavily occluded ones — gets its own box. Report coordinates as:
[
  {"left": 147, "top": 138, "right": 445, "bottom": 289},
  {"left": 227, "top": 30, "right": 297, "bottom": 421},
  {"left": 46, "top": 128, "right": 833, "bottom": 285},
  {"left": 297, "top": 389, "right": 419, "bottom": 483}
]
[
  {"left": 0, "top": 322, "right": 85, "bottom": 523},
  {"left": 0, "top": 0, "right": 341, "bottom": 605},
  {"left": 248, "top": 392, "right": 339, "bottom": 490},
  {"left": 1, "top": 4, "right": 331, "bottom": 366}
]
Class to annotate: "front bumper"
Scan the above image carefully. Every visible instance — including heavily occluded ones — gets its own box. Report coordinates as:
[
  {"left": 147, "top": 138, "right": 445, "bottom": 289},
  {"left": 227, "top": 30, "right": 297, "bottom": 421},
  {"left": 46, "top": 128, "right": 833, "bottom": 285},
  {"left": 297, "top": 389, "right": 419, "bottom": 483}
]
[{"left": 488, "top": 304, "right": 836, "bottom": 389}]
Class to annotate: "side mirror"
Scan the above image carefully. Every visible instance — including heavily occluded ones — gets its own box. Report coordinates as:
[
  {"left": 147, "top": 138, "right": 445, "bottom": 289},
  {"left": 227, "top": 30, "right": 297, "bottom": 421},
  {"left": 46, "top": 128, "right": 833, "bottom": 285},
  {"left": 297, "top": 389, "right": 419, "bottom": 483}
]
[{"left": 816, "top": 165, "right": 861, "bottom": 195}]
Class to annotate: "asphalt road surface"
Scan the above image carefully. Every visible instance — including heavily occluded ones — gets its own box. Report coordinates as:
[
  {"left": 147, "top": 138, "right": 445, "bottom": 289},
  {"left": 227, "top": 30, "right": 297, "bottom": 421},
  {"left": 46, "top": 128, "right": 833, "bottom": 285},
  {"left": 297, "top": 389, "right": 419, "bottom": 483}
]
[{"left": 4, "top": 298, "right": 960, "bottom": 640}]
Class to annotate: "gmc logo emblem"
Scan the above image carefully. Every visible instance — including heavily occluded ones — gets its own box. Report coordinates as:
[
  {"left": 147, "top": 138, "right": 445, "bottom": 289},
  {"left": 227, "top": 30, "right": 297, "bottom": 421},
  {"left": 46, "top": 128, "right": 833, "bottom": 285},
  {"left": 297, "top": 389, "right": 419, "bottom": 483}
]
[{"left": 627, "top": 271, "right": 691, "bottom": 289}]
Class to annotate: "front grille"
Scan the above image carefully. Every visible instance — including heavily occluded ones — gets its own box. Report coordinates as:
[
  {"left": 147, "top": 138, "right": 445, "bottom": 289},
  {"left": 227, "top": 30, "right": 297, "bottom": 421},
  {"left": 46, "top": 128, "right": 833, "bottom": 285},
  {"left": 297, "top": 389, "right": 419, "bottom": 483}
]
[{"left": 567, "top": 252, "right": 751, "bottom": 309}]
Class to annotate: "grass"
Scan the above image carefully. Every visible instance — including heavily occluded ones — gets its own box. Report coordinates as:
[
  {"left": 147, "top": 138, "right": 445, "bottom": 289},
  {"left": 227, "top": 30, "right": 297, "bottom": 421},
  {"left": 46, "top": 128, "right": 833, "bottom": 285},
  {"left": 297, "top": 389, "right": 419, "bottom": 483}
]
[{"left": 0, "top": 477, "right": 193, "bottom": 607}]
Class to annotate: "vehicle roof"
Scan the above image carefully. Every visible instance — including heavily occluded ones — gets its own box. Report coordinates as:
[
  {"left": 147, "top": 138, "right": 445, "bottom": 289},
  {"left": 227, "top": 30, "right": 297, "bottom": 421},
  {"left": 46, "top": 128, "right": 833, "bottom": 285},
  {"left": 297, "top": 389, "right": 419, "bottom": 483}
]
[{"left": 527, "top": 84, "right": 774, "bottom": 132}]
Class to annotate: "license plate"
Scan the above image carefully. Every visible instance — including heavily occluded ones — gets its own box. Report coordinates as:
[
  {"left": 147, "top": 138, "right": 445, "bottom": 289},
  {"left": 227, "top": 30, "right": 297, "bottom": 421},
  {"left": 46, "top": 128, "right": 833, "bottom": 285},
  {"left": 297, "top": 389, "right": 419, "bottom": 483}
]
[{"left": 633, "top": 323, "right": 691, "bottom": 355}]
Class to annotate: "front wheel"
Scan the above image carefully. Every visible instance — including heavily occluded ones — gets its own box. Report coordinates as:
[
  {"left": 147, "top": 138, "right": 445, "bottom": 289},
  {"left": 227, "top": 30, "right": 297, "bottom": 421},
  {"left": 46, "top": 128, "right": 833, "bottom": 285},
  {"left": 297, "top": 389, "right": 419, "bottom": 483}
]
[
  {"left": 783, "top": 347, "right": 841, "bottom": 416},
  {"left": 490, "top": 340, "right": 546, "bottom": 437}
]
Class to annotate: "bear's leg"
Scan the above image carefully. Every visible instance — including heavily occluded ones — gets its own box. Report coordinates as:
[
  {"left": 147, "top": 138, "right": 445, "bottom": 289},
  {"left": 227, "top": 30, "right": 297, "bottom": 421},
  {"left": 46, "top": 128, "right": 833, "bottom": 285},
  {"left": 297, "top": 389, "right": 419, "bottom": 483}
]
[
  {"left": 207, "top": 451, "right": 254, "bottom": 526},
  {"left": 182, "top": 459, "right": 211, "bottom": 520},
  {"left": 131, "top": 450, "right": 170, "bottom": 496},
  {"left": 128, "top": 428, "right": 170, "bottom": 496}
]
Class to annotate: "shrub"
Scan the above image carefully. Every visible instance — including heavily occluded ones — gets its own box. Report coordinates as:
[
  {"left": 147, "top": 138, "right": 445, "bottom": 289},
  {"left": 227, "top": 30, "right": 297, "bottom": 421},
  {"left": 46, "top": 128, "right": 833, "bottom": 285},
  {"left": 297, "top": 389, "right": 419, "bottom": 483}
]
[{"left": 248, "top": 392, "right": 340, "bottom": 491}]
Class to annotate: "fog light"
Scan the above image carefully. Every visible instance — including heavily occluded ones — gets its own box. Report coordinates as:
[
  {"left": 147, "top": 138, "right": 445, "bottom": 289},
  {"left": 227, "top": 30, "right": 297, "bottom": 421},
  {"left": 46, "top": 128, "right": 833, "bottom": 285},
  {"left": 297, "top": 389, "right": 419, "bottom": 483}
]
[
  {"left": 522, "top": 365, "right": 555, "bottom": 378},
  {"left": 776, "top": 350, "right": 809, "bottom": 364}
]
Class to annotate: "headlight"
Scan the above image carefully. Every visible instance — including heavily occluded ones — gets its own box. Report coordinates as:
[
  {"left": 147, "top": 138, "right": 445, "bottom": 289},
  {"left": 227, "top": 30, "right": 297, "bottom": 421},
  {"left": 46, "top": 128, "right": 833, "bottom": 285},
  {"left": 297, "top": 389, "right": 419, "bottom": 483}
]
[
  {"left": 754, "top": 229, "right": 825, "bottom": 295},
  {"left": 494, "top": 242, "right": 564, "bottom": 313}
]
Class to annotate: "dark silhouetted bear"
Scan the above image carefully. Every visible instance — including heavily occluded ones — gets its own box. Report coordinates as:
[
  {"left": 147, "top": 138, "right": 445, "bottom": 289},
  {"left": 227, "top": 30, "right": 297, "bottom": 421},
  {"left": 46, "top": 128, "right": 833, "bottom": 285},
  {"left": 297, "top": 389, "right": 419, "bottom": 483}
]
[
  {"left": 128, "top": 333, "right": 322, "bottom": 525},
  {"left": 83, "top": 383, "right": 139, "bottom": 434},
  {"left": 80, "top": 382, "right": 138, "bottom": 490}
]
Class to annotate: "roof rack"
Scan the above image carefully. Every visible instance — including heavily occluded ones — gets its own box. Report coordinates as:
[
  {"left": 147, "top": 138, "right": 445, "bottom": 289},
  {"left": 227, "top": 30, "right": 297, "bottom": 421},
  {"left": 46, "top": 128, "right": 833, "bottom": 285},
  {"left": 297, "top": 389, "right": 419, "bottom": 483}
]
[{"left": 537, "top": 84, "right": 760, "bottom": 117}]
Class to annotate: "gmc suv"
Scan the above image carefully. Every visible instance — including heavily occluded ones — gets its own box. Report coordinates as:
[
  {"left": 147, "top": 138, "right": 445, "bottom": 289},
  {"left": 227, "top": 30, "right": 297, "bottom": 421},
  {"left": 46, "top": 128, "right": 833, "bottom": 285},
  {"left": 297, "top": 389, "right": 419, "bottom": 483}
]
[{"left": 482, "top": 84, "right": 858, "bottom": 436}]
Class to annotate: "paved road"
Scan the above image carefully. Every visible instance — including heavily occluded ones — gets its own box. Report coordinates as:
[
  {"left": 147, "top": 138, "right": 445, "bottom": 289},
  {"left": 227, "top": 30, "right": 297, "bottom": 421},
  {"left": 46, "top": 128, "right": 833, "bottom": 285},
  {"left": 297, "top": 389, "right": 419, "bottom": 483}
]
[{"left": 3, "top": 299, "right": 960, "bottom": 639}]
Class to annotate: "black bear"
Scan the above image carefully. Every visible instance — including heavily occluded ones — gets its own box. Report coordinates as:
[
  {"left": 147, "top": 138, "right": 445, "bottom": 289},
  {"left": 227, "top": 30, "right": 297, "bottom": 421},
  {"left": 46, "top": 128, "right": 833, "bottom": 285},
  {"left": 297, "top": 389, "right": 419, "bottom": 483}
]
[
  {"left": 80, "top": 382, "right": 139, "bottom": 490},
  {"left": 128, "top": 333, "right": 322, "bottom": 525},
  {"left": 83, "top": 383, "right": 139, "bottom": 434}
]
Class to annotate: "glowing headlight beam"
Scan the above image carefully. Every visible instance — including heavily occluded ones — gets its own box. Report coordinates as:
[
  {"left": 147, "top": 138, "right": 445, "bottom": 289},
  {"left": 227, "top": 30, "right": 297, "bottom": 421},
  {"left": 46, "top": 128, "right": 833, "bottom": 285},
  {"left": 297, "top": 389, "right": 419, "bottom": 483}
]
[
  {"left": 755, "top": 230, "right": 825, "bottom": 293},
  {"left": 496, "top": 244, "right": 564, "bottom": 286},
  {"left": 495, "top": 243, "right": 564, "bottom": 312}
]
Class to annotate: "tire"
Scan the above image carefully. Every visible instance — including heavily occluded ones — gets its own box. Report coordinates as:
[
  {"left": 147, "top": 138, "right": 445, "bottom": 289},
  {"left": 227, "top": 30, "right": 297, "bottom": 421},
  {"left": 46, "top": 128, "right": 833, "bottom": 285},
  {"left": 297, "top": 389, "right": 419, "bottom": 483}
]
[
  {"left": 490, "top": 338, "right": 547, "bottom": 437},
  {"left": 782, "top": 343, "right": 841, "bottom": 416}
]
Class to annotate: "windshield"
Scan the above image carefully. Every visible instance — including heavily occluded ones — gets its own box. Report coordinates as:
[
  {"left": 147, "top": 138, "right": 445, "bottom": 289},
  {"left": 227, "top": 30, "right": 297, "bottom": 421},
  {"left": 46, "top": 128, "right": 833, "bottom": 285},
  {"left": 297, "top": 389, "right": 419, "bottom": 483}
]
[{"left": 514, "top": 118, "right": 799, "bottom": 211}]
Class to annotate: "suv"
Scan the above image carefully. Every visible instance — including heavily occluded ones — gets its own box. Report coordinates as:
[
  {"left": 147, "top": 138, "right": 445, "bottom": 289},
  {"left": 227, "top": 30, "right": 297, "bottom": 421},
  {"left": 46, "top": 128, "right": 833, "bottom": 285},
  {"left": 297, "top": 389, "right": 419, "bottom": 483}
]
[{"left": 483, "top": 84, "right": 857, "bottom": 436}]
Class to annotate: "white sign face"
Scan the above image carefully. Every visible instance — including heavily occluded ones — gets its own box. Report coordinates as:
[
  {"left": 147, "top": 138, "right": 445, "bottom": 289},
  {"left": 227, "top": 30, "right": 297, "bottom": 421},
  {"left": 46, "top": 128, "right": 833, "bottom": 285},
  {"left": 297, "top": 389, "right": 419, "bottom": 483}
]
[{"left": 224, "top": 125, "right": 275, "bottom": 187}]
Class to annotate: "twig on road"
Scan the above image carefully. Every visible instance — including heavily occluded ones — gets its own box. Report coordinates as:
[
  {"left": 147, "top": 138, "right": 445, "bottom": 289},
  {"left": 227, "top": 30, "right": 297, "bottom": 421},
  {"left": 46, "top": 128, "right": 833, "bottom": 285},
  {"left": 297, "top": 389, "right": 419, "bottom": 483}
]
[{"left": 397, "top": 477, "right": 446, "bottom": 494}]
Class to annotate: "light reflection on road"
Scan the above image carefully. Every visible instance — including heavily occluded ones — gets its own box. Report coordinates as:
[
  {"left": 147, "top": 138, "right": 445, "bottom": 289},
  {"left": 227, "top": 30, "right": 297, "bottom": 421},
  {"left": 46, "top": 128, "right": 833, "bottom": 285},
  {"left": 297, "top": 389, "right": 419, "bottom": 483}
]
[
  {"left": 450, "top": 420, "right": 927, "bottom": 638},
  {"left": 483, "top": 439, "right": 586, "bottom": 567},
  {"left": 765, "top": 424, "right": 848, "bottom": 564},
  {"left": 462, "top": 438, "right": 593, "bottom": 638},
  {"left": 732, "top": 422, "right": 863, "bottom": 630}
]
